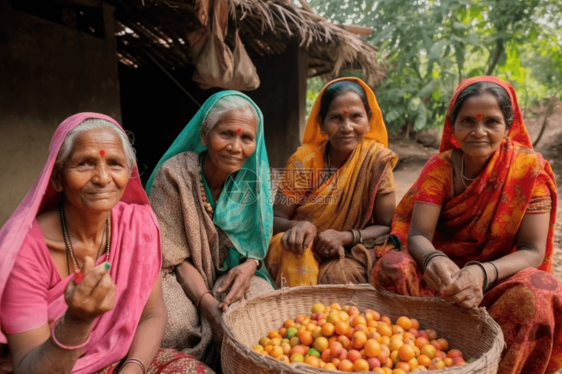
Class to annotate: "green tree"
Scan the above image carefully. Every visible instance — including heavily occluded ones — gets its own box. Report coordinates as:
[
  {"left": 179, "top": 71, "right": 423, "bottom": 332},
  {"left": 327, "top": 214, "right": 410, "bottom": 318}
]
[{"left": 307, "top": 0, "right": 562, "bottom": 133}]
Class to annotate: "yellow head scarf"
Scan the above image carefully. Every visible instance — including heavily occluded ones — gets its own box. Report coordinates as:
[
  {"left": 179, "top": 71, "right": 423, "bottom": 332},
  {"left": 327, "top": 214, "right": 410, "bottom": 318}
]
[{"left": 303, "top": 77, "right": 388, "bottom": 147}]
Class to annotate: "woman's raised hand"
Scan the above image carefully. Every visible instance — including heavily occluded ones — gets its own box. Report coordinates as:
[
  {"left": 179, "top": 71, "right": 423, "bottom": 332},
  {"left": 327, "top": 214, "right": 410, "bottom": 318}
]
[
  {"left": 64, "top": 256, "right": 116, "bottom": 323},
  {"left": 423, "top": 257, "right": 460, "bottom": 295},
  {"left": 281, "top": 221, "right": 318, "bottom": 255}
]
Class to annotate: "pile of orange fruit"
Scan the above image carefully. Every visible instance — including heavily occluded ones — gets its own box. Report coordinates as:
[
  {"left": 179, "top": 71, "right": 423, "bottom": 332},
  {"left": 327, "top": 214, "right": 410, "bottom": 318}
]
[{"left": 252, "top": 303, "right": 468, "bottom": 372}]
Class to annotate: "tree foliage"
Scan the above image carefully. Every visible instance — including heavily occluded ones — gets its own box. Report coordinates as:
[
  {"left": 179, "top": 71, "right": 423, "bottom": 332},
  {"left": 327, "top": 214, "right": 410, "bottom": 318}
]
[{"left": 307, "top": 0, "right": 562, "bottom": 132}]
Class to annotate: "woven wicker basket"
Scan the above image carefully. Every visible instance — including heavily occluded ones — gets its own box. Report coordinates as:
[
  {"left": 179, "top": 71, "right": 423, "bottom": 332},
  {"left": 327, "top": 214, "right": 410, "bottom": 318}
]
[{"left": 222, "top": 284, "right": 504, "bottom": 374}]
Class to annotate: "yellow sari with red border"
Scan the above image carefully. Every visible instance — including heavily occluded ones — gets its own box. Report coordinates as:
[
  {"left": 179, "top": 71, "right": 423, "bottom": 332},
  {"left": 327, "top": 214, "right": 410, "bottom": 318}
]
[{"left": 266, "top": 77, "right": 397, "bottom": 288}]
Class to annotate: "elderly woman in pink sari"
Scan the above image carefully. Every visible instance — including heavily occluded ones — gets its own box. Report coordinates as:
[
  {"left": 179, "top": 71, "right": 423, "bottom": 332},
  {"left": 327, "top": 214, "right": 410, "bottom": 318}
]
[{"left": 0, "top": 113, "right": 212, "bottom": 374}]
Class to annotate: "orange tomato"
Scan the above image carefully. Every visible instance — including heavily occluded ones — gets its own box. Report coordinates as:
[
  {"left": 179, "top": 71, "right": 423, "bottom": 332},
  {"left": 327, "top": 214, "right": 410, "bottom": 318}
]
[
  {"left": 352, "top": 331, "right": 367, "bottom": 350},
  {"left": 352, "top": 315, "right": 367, "bottom": 328},
  {"left": 289, "top": 337, "right": 300, "bottom": 347},
  {"left": 338, "top": 359, "right": 354, "bottom": 372},
  {"left": 420, "top": 344, "right": 436, "bottom": 359},
  {"left": 381, "top": 316, "right": 392, "bottom": 325},
  {"left": 268, "top": 330, "right": 281, "bottom": 339},
  {"left": 373, "top": 369, "right": 386, "bottom": 374},
  {"left": 322, "top": 322, "right": 335, "bottom": 337},
  {"left": 291, "top": 345, "right": 305, "bottom": 355},
  {"left": 381, "top": 336, "right": 390, "bottom": 346},
  {"left": 395, "top": 362, "right": 411, "bottom": 372},
  {"left": 416, "top": 354, "right": 431, "bottom": 367},
  {"left": 281, "top": 343, "right": 292, "bottom": 355},
  {"left": 324, "top": 363, "right": 337, "bottom": 370},
  {"left": 377, "top": 323, "right": 393, "bottom": 337},
  {"left": 388, "top": 338, "right": 403, "bottom": 352},
  {"left": 425, "top": 329, "right": 437, "bottom": 341},
  {"left": 304, "top": 355, "right": 320, "bottom": 367},
  {"left": 347, "top": 349, "right": 362, "bottom": 363},
  {"left": 270, "top": 345, "right": 283, "bottom": 359},
  {"left": 299, "top": 331, "right": 313, "bottom": 346},
  {"left": 330, "top": 303, "right": 342, "bottom": 311},
  {"left": 447, "top": 349, "right": 464, "bottom": 359},
  {"left": 391, "top": 369, "right": 406, "bottom": 374},
  {"left": 415, "top": 337, "right": 429, "bottom": 349},
  {"left": 335, "top": 321, "right": 350, "bottom": 336},
  {"left": 364, "top": 339, "right": 382, "bottom": 358},
  {"left": 444, "top": 357, "right": 453, "bottom": 367},
  {"left": 278, "top": 328, "right": 287, "bottom": 337},
  {"left": 312, "top": 326, "right": 323, "bottom": 339},
  {"left": 398, "top": 344, "right": 416, "bottom": 361},
  {"left": 314, "top": 337, "right": 329, "bottom": 352},
  {"left": 339, "top": 311, "right": 351, "bottom": 322},
  {"left": 348, "top": 306, "right": 360, "bottom": 317},
  {"left": 396, "top": 316, "right": 413, "bottom": 331},
  {"left": 430, "top": 340, "right": 441, "bottom": 350},
  {"left": 290, "top": 353, "right": 304, "bottom": 362},
  {"left": 353, "top": 358, "right": 370, "bottom": 372},
  {"left": 410, "top": 318, "right": 420, "bottom": 330},
  {"left": 338, "top": 335, "right": 351, "bottom": 349},
  {"left": 407, "top": 358, "right": 418, "bottom": 370},
  {"left": 392, "top": 325, "right": 405, "bottom": 336},
  {"left": 437, "top": 338, "right": 449, "bottom": 351},
  {"left": 326, "top": 312, "right": 341, "bottom": 324}
]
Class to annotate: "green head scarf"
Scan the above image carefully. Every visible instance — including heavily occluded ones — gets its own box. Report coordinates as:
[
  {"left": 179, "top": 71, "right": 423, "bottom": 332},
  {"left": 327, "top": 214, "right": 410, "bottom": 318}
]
[{"left": 146, "top": 91, "right": 273, "bottom": 265}]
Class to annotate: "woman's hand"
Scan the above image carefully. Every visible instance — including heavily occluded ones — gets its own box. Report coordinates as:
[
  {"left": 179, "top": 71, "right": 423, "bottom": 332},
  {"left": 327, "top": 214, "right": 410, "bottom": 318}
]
[
  {"left": 314, "top": 230, "right": 349, "bottom": 259},
  {"left": 216, "top": 260, "right": 257, "bottom": 312},
  {"left": 64, "top": 256, "right": 116, "bottom": 323},
  {"left": 281, "top": 221, "right": 318, "bottom": 254},
  {"left": 441, "top": 265, "right": 485, "bottom": 308},
  {"left": 423, "top": 257, "right": 460, "bottom": 295},
  {"left": 200, "top": 296, "right": 225, "bottom": 344}
]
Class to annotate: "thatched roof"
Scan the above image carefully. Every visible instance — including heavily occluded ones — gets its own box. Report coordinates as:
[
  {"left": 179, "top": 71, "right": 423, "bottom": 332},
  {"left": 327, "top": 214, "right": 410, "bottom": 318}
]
[{"left": 106, "top": 0, "right": 386, "bottom": 86}]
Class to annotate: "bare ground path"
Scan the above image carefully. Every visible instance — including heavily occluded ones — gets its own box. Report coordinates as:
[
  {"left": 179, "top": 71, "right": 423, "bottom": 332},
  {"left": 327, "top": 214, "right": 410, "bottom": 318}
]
[{"left": 390, "top": 105, "right": 562, "bottom": 282}]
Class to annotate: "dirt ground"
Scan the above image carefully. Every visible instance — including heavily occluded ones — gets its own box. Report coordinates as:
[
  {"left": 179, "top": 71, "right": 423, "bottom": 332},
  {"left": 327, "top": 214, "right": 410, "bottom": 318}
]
[{"left": 389, "top": 104, "right": 562, "bottom": 282}]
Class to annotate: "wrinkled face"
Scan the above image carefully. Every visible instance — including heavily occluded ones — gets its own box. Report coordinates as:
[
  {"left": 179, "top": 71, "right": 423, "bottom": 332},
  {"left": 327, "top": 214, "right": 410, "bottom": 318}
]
[
  {"left": 453, "top": 93, "right": 508, "bottom": 159},
  {"left": 202, "top": 108, "right": 258, "bottom": 175},
  {"left": 53, "top": 128, "right": 130, "bottom": 212},
  {"left": 320, "top": 91, "right": 370, "bottom": 154}
]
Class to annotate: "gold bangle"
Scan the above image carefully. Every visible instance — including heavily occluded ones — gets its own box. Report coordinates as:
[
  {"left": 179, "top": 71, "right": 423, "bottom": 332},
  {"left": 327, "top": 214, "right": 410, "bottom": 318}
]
[{"left": 196, "top": 290, "right": 213, "bottom": 308}]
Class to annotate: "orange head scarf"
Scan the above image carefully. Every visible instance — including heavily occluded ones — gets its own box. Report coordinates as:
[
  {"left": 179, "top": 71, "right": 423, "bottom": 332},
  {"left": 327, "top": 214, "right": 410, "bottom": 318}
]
[
  {"left": 303, "top": 77, "right": 389, "bottom": 147},
  {"left": 440, "top": 76, "right": 532, "bottom": 152}
]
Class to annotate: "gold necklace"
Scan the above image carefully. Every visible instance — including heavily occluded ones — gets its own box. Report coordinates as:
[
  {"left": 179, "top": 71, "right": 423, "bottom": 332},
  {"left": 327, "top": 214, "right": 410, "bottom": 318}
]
[
  {"left": 59, "top": 203, "right": 111, "bottom": 273},
  {"left": 461, "top": 154, "right": 478, "bottom": 189}
]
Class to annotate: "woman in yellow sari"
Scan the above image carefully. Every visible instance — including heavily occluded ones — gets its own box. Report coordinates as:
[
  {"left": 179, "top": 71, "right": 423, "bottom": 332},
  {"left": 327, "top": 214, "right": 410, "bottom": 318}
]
[{"left": 265, "top": 77, "right": 398, "bottom": 287}]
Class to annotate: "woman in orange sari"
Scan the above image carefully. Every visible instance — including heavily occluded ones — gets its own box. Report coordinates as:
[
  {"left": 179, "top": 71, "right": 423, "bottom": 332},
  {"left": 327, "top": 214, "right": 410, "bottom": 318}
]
[
  {"left": 266, "top": 77, "right": 398, "bottom": 288},
  {"left": 373, "top": 76, "right": 561, "bottom": 373}
]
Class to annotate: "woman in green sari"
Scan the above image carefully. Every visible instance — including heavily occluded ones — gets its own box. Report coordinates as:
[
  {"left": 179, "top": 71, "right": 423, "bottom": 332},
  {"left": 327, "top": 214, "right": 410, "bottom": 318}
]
[{"left": 146, "top": 91, "right": 273, "bottom": 370}]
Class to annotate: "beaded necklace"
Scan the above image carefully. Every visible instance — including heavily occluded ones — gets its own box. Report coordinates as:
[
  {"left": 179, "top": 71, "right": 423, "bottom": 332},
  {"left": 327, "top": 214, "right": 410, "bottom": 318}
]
[
  {"left": 199, "top": 155, "right": 214, "bottom": 219},
  {"left": 59, "top": 202, "right": 111, "bottom": 274}
]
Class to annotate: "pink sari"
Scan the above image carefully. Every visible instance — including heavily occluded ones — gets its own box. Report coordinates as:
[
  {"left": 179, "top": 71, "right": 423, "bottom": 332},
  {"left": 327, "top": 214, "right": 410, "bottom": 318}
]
[{"left": 0, "top": 113, "right": 162, "bottom": 373}]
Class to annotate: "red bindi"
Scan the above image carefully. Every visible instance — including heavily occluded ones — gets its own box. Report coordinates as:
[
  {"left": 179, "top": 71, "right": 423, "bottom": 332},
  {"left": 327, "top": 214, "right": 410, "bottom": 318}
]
[
  {"left": 99, "top": 150, "right": 105, "bottom": 156},
  {"left": 343, "top": 110, "right": 348, "bottom": 115},
  {"left": 237, "top": 128, "right": 241, "bottom": 133},
  {"left": 476, "top": 113, "right": 482, "bottom": 118}
]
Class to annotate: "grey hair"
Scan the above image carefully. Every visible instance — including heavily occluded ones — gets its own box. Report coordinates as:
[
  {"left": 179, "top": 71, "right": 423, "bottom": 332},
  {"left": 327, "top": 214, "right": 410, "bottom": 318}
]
[
  {"left": 200, "top": 96, "right": 259, "bottom": 138},
  {"left": 55, "top": 118, "right": 136, "bottom": 171}
]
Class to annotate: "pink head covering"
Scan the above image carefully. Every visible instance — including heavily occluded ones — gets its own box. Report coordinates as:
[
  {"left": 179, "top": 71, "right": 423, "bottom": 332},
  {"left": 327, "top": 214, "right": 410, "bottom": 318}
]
[{"left": 0, "top": 113, "right": 154, "bottom": 344}]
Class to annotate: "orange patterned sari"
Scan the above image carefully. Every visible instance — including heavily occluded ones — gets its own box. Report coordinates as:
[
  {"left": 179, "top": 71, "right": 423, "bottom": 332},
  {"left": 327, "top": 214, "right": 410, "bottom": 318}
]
[
  {"left": 373, "top": 76, "right": 561, "bottom": 374},
  {"left": 266, "top": 77, "right": 397, "bottom": 288}
]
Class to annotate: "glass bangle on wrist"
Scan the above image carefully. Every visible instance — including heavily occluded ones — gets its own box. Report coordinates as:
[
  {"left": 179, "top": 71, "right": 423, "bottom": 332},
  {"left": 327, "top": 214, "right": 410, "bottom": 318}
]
[{"left": 50, "top": 315, "right": 91, "bottom": 350}]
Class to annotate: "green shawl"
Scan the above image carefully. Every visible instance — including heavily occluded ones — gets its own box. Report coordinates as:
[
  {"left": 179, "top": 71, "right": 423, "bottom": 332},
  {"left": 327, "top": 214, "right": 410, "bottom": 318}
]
[{"left": 146, "top": 91, "right": 274, "bottom": 283}]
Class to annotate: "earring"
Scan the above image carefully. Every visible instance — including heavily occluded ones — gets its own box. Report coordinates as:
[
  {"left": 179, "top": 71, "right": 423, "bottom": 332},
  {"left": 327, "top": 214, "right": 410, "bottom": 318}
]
[{"left": 320, "top": 129, "right": 327, "bottom": 136}]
